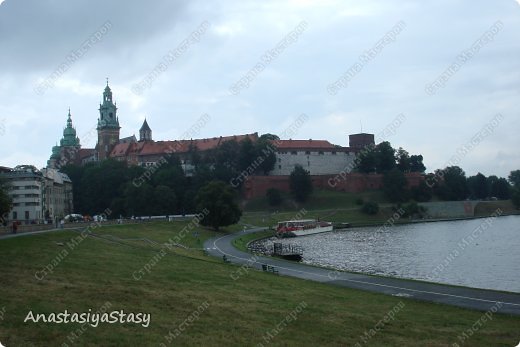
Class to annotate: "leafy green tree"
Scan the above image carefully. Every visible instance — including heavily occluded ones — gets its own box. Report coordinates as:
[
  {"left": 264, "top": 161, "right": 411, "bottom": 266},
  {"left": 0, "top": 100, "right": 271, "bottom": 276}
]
[
  {"left": 396, "top": 148, "right": 410, "bottom": 172},
  {"left": 238, "top": 137, "right": 257, "bottom": 171},
  {"left": 355, "top": 145, "right": 377, "bottom": 173},
  {"left": 195, "top": 181, "right": 242, "bottom": 230},
  {"left": 360, "top": 201, "right": 379, "bottom": 215},
  {"left": 376, "top": 141, "right": 396, "bottom": 172},
  {"left": 382, "top": 168, "right": 409, "bottom": 203},
  {"left": 409, "top": 155, "right": 426, "bottom": 173},
  {"left": 0, "top": 177, "right": 12, "bottom": 222},
  {"left": 486, "top": 175, "right": 510, "bottom": 199},
  {"left": 153, "top": 158, "right": 186, "bottom": 197},
  {"left": 434, "top": 166, "right": 469, "bottom": 201},
  {"left": 259, "top": 133, "right": 280, "bottom": 141},
  {"left": 187, "top": 142, "right": 202, "bottom": 168},
  {"left": 411, "top": 181, "right": 433, "bottom": 202},
  {"left": 154, "top": 185, "right": 177, "bottom": 215},
  {"left": 256, "top": 138, "right": 277, "bottom": 175},
  {"left": 289, "top": 165, "right": 313, "bottom": 202},
  {"left": 494, "top": 177, "right": 511, "bottom": 200},
  {"left": 266, "top": 188, "right": 283, "bottom": 206},
  {"left": 211, "top": 140, "right": 240, "bottom": 183},
  {"left": 512, "top": 188, "right": 520, "bottom": 208},
  {"left": 508, "top": 170, "right": 520, "bottom": 188},
  {"left": 467, "top": 173, "right": 488, "bottom": 199},
  {"left": 124, "top": 182, "right": 155, "bottom": 216}
]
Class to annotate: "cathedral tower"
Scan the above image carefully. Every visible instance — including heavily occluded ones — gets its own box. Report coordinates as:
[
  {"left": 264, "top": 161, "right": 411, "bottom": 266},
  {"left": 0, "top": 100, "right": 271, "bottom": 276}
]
[
  {"left": 96, "top": 80, "right": 120, "bottom": 160},
  {"left": 139, "top": 118, "right": 152, "bottom": 142}
]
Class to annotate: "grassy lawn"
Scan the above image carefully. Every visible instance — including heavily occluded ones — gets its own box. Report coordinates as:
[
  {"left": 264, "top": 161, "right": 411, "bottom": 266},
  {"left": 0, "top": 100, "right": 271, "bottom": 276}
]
[{"left": 0, "top": 221, "right": 519, "bottom": 346}]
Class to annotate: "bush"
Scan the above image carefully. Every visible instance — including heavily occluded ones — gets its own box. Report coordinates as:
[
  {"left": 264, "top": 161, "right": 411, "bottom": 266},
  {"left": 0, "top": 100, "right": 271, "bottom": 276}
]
[
  {"left": 361, "top": 201, "right": 379, "bottom": 215},
  {"left": 355, "top": 197, "right": 364, "bottom": 206},
  {"left": 266, "top": 188, "right": 283, "bottom": 206},
  {"left": 401, "top": 201, "right": 427, "bottom": 218}
]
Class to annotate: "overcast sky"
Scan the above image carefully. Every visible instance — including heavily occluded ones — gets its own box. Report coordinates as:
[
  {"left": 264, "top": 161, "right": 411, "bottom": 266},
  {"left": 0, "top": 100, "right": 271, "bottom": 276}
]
[{"left": 1, "top": 0, "right": 519, "bottom": 177}]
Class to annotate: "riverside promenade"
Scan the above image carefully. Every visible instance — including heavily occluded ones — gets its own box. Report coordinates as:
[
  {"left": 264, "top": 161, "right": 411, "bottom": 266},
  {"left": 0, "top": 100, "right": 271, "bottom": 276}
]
[{"left": 205, "top": 227, "right": 520, "bottom": 316}]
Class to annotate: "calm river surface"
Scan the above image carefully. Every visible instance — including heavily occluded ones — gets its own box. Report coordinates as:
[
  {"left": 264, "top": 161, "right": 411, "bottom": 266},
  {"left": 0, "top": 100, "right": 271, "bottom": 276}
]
[{"left": 261, "top": 215, "right": 520, "bottom": 292}]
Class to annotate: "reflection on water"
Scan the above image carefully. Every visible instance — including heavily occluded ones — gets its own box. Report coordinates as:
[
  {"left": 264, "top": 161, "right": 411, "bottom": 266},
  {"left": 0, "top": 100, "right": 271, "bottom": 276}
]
[{"left": 260, "top": 215, "right": 520, "bottom": 292}]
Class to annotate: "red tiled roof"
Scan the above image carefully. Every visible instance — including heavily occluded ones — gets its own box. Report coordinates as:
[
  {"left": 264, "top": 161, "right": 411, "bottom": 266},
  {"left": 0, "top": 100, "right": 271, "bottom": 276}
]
[
  {"left": 78, "top": 148, "right": 96, "bottom": 159},
  {"left": 111, "top": 133, "right": 259, "bottom": 158},
  {"left": 273, "top": 140, "right": 336, "bottom": 150}
]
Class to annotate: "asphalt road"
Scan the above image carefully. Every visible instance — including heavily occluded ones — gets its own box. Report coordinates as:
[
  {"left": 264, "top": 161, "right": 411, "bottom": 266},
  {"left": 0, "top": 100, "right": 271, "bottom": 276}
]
[{"left": 205, "top": 227, "right": 520, "bottom": 316}]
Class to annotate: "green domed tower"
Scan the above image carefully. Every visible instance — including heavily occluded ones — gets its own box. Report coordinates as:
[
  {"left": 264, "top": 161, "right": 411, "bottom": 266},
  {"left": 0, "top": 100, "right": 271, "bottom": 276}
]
[
  {"left": 47, "top": 109, "right": 81, "bottom": 168},
  {"left": 96, "top": 80, "right": 121, "bottom": 160},
  {"left": 60, "top": 109, "right": 81, "bottom": 147},
  {"left": 47, "top": 144, "right": 62, "bottom": 168}
]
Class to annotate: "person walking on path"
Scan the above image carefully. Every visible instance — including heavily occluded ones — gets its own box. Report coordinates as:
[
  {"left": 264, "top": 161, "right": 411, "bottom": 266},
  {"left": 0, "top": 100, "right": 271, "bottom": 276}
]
[{"left": 12, "top": 221, "right": 18, "bottom": 234}]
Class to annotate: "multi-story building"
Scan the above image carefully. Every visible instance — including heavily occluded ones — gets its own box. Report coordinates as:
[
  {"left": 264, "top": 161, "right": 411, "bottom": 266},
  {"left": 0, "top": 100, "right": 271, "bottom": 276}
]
[{"left": 1, "top": 165, "right": 73, "bottom": 224}]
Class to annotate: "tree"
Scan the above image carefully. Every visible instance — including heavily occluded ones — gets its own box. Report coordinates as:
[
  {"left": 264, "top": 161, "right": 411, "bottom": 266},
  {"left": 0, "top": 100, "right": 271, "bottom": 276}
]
[
  {"left": 512, "top": 189, "right": 520, "bottom": 209},
  {"left": 355, "top": 145, "right": 378, "bottom": 173},
  {"left": 411, "top": 181, "right": 433, "bottom": 202},
  {"left": 435, "top": 166, "right": 469, "bottom": 201},
  {"left": 124, "top": 182, "right": 155, "bottom": 216},
  {"left": 289, "top": 165, "right": 313, "bottom": 203},
  {"left": 255, "top": 137, "right": 277, "bottom": 175},
  {"left": 467, "top": 173, "right": 488, "bottom": 199},
  {"left": 382, "top": 168, "right": 409, "bottom": 203},
  {"left": 154, "top": 185, "right": 177, "bottom": 215},
  {"left": 409, "top": 155, "right": 426, "bottom": 173},
  {"left": 0, "top": 177, "right": 12, "bottom": 223},
  {"left": 360, "top": 201, "right": 379, "bottom": 215},
  {"left": 195, "top": 181, "right": 242, "bottom": 231},
  {"left": 266, "top": 188, "right": 283, "bottom": 206},
  {"left": 376, "top": 141, "right": 396, "bottom": 173},
  {"left": 259, "top": 133, "right": 280, "bottom": 141},
  {"left": 508, "top": 170, "right": 520, "bottom": 188},
  {"left": 486, "top": 175, "right": 510, "bottom": 199},
  {"left": 238, "top": 137, "right": 257, "bottom": 171},
  {"left": 396, "top": 148, "right": 410, "bottom": 172},
  {"left": 490, "top": 177, "right": 511, "bottom": 200}
]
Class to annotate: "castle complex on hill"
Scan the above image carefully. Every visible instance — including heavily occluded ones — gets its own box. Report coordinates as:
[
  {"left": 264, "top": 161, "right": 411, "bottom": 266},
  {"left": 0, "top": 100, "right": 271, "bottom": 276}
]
[{"left": 47, "top": 82, "right": 378, "bottom": 184}]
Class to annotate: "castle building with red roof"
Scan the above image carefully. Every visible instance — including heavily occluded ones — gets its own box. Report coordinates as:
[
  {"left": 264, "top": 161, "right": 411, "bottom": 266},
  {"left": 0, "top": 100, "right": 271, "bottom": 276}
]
[{"left": 47, "top": 82, "right": 375, "bottom": 177}]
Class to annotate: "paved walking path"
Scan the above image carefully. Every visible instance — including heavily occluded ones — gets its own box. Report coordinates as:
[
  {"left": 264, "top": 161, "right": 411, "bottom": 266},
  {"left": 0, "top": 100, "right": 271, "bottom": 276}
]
[
  {"left": 0, "top": 227, "right": 82, "bottom": 240},
  {"left": 205, "top": 227, "right": 520, "bottom": 316}
]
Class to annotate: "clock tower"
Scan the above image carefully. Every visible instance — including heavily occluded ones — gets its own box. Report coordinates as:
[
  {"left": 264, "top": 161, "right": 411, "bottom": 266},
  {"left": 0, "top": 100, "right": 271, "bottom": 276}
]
[{"left": 96, "top": 80, "right": 120, "bottom": 160}]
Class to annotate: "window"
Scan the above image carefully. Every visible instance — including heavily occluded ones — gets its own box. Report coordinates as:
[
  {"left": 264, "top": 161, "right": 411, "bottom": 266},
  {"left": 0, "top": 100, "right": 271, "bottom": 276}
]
[
  {"left": 305, "top": 151, "right": 310, "bottom": 155},
  {"left": 25, "top": 211, "right": 30, "bottom": 220},
  {"left": 318, "top": 151, "right": 324, "bottom": 155},
  {"left": 278, "top": 165, "right": 282, "bottom": 169},
  {"left": 291, "top": 151, "right": 297, "bottom": 155},
  {"left": 332, "top": 151, "right": 337, "bottom": 155}
]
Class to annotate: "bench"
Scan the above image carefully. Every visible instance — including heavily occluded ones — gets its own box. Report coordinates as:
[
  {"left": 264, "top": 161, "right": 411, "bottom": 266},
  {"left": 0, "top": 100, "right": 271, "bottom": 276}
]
[{"left": 262, "top": 264, "right": 279, "bottom": 274}]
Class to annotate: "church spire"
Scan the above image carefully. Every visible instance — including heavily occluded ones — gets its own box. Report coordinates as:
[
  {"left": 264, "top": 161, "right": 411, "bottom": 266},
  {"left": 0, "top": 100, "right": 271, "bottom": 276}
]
[
  {"left": 98, "top": 79, "right": 119, "bottom": 130},
  {"left": 139, "top": 118, "right": 152, "bottom": 142},
  {"left": 60, "top": 109, "right": 80, "bottom": 147}
]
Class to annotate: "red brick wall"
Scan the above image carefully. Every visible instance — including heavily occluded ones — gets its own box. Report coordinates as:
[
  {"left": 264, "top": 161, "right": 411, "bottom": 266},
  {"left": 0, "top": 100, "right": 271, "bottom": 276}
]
[{"left": 243, "top": 173, "right": 423, "bottom": 199}]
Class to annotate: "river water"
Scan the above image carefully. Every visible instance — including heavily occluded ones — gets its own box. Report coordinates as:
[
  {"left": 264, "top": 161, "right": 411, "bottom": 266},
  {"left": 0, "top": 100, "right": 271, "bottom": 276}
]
[{"left": 259, "top": 215, "right": 520, "bottom": 293}]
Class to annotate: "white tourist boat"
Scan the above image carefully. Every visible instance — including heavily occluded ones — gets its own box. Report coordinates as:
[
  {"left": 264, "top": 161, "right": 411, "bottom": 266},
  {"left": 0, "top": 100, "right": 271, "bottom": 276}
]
[{"left": 276, "top": 219, "right": 333, "bottom": 237}]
